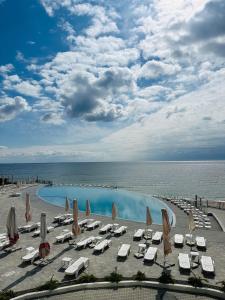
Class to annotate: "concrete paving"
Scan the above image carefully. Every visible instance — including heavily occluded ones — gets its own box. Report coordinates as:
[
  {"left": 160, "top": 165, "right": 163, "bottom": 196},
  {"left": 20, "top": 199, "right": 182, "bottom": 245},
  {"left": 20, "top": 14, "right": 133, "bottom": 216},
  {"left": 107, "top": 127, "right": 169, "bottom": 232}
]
[{"left": 0, "top": 184, "right": 225, "bottom": 296}]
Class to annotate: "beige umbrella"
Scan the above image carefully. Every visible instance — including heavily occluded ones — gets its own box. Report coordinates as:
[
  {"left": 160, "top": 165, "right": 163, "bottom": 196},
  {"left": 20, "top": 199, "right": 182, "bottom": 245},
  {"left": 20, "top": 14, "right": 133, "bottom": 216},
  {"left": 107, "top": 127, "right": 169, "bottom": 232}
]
[
  {"left": 188, "top": 210, "right": 196, "bottom": 233},
  {"left": 112, "top": 202, "right": 117, "bottom": 221},
  {"left": 25, "top": 193, "right": 32, "bottom": 223},
  {"left": 6, "top": 206, "right": 19, "bottom": 246},
  {"left": 188, "top": 210, "right": 196, "bottom": 246},
  {"left": 65, "top": 197, "right": 70, "bottom": 214},
  {"left": 39, "top": 213, "right": 50, "bottom": 259},
  {"left": 146, "top": 206, "right": 152, "bottom": 226},
  {"left": 161, "top": 209, "right": 172, "bottom": 258},
  {"left": 86, "top": 199, "right": 91, "bottom": 217},
  {"left": 72, "top": 199, "right": 80, "bottom": 237}
]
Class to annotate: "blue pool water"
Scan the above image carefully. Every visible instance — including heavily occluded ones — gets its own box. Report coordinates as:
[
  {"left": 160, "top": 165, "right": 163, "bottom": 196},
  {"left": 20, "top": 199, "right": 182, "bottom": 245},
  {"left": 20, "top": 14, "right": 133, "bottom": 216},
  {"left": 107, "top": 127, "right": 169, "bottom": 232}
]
[{"left": 38, "top": 186, "right": 174, "bottom": 224}]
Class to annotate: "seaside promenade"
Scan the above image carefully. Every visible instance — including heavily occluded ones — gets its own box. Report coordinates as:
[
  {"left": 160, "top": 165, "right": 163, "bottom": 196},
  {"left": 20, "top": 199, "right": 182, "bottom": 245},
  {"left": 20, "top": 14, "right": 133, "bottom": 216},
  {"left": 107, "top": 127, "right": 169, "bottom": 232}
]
[{"left": 0, "top": 184, "right": 225, "bottom": 299}]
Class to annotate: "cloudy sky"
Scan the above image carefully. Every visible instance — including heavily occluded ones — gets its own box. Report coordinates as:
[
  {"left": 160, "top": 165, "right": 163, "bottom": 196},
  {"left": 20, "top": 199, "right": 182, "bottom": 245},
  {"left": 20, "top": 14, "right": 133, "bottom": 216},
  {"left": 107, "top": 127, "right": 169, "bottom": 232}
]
[{"left": 0, "top": 0, "right": 225, "bottom": 162}]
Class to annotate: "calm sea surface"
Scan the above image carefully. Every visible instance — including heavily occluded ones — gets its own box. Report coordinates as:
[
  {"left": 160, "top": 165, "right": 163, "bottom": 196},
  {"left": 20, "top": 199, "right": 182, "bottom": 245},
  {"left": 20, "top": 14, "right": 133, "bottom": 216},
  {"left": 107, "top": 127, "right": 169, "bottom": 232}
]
[{"left": 1, "top": 161, "right": 225, "bottom": 199}]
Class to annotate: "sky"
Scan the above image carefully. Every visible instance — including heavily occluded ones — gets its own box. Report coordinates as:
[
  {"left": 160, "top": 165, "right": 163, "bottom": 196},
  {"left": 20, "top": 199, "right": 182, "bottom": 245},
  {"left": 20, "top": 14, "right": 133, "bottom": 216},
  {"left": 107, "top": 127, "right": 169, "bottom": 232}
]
[{"left": 0, "top": 0, "right": 225, "bottom": 162}]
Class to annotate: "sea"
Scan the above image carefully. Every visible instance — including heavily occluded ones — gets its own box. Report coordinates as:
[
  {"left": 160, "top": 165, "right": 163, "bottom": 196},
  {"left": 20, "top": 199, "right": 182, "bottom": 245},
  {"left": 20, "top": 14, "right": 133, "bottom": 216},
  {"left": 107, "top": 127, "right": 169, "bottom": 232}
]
[{"left": 1, "top": 161, "right": 225, "bottom": 200}]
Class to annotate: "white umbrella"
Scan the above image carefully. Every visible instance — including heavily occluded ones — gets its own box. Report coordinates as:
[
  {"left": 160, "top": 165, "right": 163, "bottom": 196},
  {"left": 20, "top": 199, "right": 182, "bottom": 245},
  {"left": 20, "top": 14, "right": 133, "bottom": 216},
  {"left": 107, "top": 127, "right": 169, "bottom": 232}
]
[{"left": 6, "top": 206, "right": 19, "bottom": 246}]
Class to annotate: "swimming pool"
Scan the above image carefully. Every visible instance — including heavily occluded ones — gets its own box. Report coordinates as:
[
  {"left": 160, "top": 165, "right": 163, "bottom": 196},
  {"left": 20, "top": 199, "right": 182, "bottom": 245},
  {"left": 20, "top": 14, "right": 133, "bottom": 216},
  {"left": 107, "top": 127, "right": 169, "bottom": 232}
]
[{"left": 38, "top": 186, "right": 174, "bottom": 225}]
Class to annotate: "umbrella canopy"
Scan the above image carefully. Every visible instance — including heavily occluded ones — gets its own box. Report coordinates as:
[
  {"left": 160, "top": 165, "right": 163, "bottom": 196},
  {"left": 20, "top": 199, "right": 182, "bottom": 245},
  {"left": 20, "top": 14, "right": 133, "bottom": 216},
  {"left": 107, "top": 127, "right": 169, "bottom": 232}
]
[
  {"left": 112, "top": 202, "right": 117, "bottom": 221},
  {"left": 6, "top": 206, "right": 19, "bottom": 245},
  {"left": 72, "top": 199, "right": 80, "bottom": 237},
  {"left": 86, "top": 199, "right": 91, "bottom": 217},
  {"left": 188, "top": 210, "right": 196, "bottom": 233},
  {"left": 65, "top": 197, "right": 70, "bottom": 213},
  {"left": 146, "top": 206, "right": 152, "bottom": 226},
  {"left": 25, "top": 193, "right": 32, "bottom": 223},
  {"left": 161, "top": 209, "right": 172, "bottom": 256},
  {"left": 39, "top": 213, "right": 50, "bottom": 258}
]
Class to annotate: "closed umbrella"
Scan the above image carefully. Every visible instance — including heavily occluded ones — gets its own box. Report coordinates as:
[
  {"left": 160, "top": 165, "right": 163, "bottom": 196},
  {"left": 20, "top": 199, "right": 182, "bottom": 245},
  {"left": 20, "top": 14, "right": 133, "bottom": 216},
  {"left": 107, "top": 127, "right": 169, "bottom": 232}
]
[
  {"left": 6, "top": 206, "right": 19, "bottom": 246},
  {"left": 39, "top": 213, "right": 50, "bottom": 259},
  {"left": 188, "top": 210, "right": 196, "bottom": 246},
  {"left": 112, "top": 202, "right": 117, "bottom": 221},
  {"left": 65, "top": 197, "right": 70, "bottom": 214},
  {"left": 146, "top": 206, "right": 152, "bottom": 226},
  {"left": 86, "top": 199, "right": 91, "bottom": 217},
  {"left": 25, "top": 193, "right": 32, "bottom": 223},
  {"left": 72, "top": 199, "right": 80, "bottom": 238},
  {"left": 161, "top": 209, "right": 172, "bottom": 265}
]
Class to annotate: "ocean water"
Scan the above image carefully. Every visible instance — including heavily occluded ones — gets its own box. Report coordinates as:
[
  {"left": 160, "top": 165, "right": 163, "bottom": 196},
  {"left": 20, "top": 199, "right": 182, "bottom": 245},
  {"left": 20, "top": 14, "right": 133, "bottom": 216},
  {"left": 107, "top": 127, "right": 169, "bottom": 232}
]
[
  {"left": 38, "top": 185, "right": 174, "bottom": 224},
  {"left": 1, "top": 161, "right": 225, "bottom": 199}
]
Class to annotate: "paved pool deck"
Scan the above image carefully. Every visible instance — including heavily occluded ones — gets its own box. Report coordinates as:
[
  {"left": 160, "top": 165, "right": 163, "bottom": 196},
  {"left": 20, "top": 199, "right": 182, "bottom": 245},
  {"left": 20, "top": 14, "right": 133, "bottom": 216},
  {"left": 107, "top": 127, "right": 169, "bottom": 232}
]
[{"left": 0, "top": 184, "right": 225, "bottom": 298}]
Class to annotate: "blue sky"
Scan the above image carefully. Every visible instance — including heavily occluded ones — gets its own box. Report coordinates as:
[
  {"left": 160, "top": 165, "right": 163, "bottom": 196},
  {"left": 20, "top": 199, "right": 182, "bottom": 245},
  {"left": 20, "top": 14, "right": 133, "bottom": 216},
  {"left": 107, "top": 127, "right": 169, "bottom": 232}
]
[{"left": 0, "top": 0, "right": 225, "bottom": 162}]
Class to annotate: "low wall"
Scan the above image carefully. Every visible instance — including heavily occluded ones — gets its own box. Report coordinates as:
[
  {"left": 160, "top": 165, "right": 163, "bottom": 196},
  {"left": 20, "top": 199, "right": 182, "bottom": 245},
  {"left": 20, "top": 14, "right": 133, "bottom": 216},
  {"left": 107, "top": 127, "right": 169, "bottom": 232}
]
[{"left": 11, "top": 280, "right": 225, "bottom": 300}]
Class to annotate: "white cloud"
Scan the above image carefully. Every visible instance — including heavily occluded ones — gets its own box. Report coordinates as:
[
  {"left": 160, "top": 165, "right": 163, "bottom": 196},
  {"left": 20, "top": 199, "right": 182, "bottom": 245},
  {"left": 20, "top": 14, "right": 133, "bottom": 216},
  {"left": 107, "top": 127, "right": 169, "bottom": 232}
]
[
  {"left": 138, "top": 60, "right": 181, "bottom": 80},
  {"left": 0, "top": 96, "right": 31, "bottom": 122}
]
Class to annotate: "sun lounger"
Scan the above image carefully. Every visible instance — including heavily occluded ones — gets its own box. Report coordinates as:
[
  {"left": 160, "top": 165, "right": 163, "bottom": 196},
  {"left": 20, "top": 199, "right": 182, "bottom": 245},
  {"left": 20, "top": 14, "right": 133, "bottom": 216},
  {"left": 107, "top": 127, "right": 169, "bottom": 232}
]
[
  {"left": 86, "top": 220, "right": 101, "bottom": 230},
  {"left": 78, "top": 219, "right": 94, "bottom": 227},
  {"left": 144, "top": 247, "right": 158, "bottom": 262},
  {"left": 185, "top": 234, "right": 195, "bottom": 246},
  {"left": 54, "top": 213, "right": 72, "bottom": 223},
  {"left": 134, "top": 243, "right": 146, "bottom": 258},
  {"left": 99, "top": 224, "right": 113, "bottom": 234},
  {"left": 33, "top": 226, "right": 54, "bottom": 237},
  {"left": 118, "top": 244, "right": 131, "bottom": 259},
  {"left": 62, "top": 218, "right": 73, "bottom": 225},
  {"left": 133, "top": 229, "right": 145, "bottom": 240},
  {"left": 0, "top": 238, "right": 10, "bottom": 250},
  {"left": 22, "top": 247, "right": 39, "bottom": 263},
  {"left": 178, "top": 253, "right": 191, "bottom": 271},
  {"left": 89, "top": 236, "right": 103, "bottom": 248},
  {"left": 76, "top": 236, "right": 95, "bottom": 249},
  {"left": 61, "top": 257, "right": 73, "bottom": 269},
  {"left": 19, "top": 222, "right": 40, "bottom": 232},
  {"left": 174, "top": 234, "right": 184, "bottom": 247},
  {"left": 93, "top": 239, "right": 112, "bottom": 253},
  {"left": 114, "top": 226, "right": 127, "bottom": 236},
  {"left": 144, "top": 229, "right": 153, "bottom": 240},
  {"left": 200, "top": 256, "right": 215, "bottom": 275},
  {"left": 152, "top": 231, "right": 163, "bottom": 244},
  {"left": 55, "top": 229, "right": 72, "bottom": 243},
  {"left": 196, "top": 236, "right": 206, "bottom": 250},
  {"left": 65, "top": 257, "right": 89, "bottom": 277}
]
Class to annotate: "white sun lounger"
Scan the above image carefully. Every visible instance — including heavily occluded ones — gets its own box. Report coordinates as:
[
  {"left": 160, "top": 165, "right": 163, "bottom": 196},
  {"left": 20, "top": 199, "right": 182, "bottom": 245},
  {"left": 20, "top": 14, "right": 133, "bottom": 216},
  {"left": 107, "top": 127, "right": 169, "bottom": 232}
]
[
  {"left": 200, "top": 256, "right": 215, "bottom": 274},
  {"left": 78, "top": 219, "right": 94, "bottom": 227},
  {"left": 33, "top": 226, "right": 54, "bottom": 237},
  {"left": 114, "top": 226, "right": 127, "bottom": 236},
  {"left": 54, "top": 213, "right": 72, "bottom": 222},
  {"left": 86, "top": 220, "right": 101, "bottom": 230},
  {"left": 65, "top": 257, "right": 89, "bottom": 277},
  {"left": 178, "top": 253, "right": 191, "bottom": 271},
  {"left": 144, "top": 247, "right": 158, "bottom": 262},
  {"left": 152, "top": 231, "right": 163, "bottom": 244},
  {"left": 62, "top": 218, "right": 73, "bottom": 225},
  {"left": 20, "top": 222, "right": 40, "bottom": 232},
  {"left": 134, "top": 243, "right": 147, "bottom": 258},
  {"left": 0, "top": 238, "right": 10, "bottom": 250},
  {"left": 185, "top": 234, "right": 195, "bottom": 246},
  {"left": 196, "top": 236, "right": 206, "bottom": 249},
  {"left": 55, "top": 229, "right": 72, "bottom": 243},
  {"left": 118, "top": 244, "right": 131, "bottom": 259},
  {"left": 76, "top": 236, "right": 95, "bottom": 249},
  {"left": 22, "top": 247, "right": 39, "bottom": 263},
  {"left": 93, "top": 239, "right": 112, "bottom": 253},
  {"left": 99, "top": 224, "right": 113, "bottom": 234},
  {"left": 133, "top": 229, "right": 145, "bottom": 240},
  {"left": 174, "top": 234, "right": 184, "bottom": 247}
]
